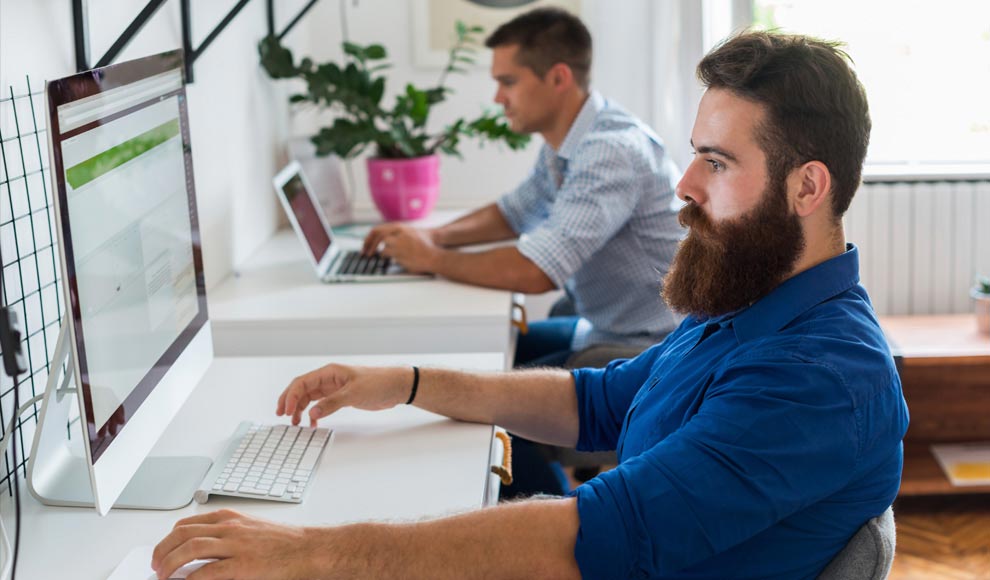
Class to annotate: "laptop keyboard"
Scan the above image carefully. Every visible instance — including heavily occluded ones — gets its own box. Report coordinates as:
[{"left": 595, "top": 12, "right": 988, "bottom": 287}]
[
  {"left": 338, "top": 250, "right": 392, "bottom": 275},
  {"left": 194, "top": 421, "right": 333, "bottom": 504}
]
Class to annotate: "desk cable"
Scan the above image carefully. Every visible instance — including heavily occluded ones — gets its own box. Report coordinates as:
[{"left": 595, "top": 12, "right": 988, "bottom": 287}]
[
  {"left": 0, "top": 307, "right": 31, "bottom": 580},
  {"left": 0, "top": 394, "right": 45, "bottom": 580}
]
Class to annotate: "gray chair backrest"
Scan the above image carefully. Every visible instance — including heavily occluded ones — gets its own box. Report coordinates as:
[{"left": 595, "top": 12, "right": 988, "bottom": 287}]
[
  {"left": 565, "top": 344, "right": 645, "bottom": 369},
  {"left": 817, "top": 507, "right": 896, "bottom": 580}
]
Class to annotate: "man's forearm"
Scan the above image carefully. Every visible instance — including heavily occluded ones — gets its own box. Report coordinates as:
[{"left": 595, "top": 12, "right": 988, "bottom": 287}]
[
  {"left": 315, "top": 498, "right": 582, "bottom": 580},
  {"left": 430, "top": 246, "right": 555, "bottom": 294},
  {"left": 433, "top": 204, "right": 517, "bottom": 247},
  {"left": 415, "top": 366, "right": 579, "bottom": 447}
]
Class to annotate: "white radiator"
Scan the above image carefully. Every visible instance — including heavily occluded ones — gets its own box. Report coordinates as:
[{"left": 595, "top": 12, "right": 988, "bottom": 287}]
[{"left": 844, "top": 180, "right": 990, "bottom": 316}]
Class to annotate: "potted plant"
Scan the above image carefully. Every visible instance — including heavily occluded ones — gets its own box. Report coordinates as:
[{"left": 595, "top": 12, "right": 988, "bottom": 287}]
[
  {"left": 258, "top": 23, "right": 529, "bottom": 221},
  {"left": 973, "top": 275, "right": 990, "bottom": 336}
]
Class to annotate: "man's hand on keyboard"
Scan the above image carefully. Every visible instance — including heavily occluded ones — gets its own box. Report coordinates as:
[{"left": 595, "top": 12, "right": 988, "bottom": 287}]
[
  {"left": 362, "top": 223, "right": 439, "bottom": 274},
  {"left": 277, "top": 365, "right": 413, "bottom": 427}
]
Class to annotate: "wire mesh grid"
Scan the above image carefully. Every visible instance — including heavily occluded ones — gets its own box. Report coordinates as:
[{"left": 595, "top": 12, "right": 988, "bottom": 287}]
[{"left": 0, "top": 77, "right": 65, "bottom": 495}]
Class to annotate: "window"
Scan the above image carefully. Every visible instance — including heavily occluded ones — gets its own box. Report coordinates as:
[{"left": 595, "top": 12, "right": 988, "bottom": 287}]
[{"left": 752, "top": 1, "right": 990, "bottom": 169}]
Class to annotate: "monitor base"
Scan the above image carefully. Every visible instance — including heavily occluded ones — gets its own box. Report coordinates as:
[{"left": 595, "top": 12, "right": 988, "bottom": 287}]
[
  {"left": 30, "top": 454, "right": 211, "bottom": 510},
  {"left": 26, "top": 321, "right": 212, "bottom": 511}
]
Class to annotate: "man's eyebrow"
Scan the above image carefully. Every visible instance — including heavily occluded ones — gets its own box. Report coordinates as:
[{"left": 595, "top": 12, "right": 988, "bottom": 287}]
[{"left": 690, "top": 140, "right": 739, "bottom": 163}]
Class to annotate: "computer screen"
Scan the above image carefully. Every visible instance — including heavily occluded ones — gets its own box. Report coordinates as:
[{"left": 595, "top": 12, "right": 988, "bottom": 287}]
[
  {"left": 34, "top": 50, "right": 213, "bottom": 514},
  {"left": 279, "top": 171, "right": 333, "bottom": 263},
  {"left": 48, "top": 50, "right": 208, "bottom": 461}
]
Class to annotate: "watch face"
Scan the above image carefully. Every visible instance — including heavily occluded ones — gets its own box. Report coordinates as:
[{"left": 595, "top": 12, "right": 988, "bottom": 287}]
[{"left": 465, "top": 0, "right": 538, "bottom": 7}]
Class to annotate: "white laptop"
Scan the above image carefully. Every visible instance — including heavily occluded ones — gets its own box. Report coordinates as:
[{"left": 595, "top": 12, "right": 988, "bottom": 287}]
[{"left": 273, "top": 161, "right": 430, "bottom": 283}]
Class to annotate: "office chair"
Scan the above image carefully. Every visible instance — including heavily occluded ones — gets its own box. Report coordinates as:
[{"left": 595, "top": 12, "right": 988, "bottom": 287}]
[
  {"left": 541, "top": 297, "right": 647, "bottom": 480},
  {"left": 817, "top": 507, "right": 896, "bottom": 580}
]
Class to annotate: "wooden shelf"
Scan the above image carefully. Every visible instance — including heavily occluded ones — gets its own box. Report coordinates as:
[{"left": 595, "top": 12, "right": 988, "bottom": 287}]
[
  {"left": 900, "top": 442, "right": 990, "bottom": 496},
  {"left": 879, "top": 315, "right": 990, "bottom": 498},
  {"left": 881, "top": 314, "right": 990, "bottom": 366}
]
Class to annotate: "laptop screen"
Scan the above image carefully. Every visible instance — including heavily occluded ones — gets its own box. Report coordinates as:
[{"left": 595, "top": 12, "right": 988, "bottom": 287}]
[{"left": 280, "top": 173, "right": 332, "bottom": 262}]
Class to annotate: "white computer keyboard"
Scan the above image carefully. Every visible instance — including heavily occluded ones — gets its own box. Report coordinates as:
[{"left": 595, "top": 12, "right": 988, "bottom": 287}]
[{"left": 193, "top": 421, "right": 333, "bottom": 504}]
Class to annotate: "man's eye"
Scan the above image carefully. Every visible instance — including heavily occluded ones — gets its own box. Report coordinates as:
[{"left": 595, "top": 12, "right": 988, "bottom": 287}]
[{"left": 706, "top": 159, "right": 724, "bottom": 172}]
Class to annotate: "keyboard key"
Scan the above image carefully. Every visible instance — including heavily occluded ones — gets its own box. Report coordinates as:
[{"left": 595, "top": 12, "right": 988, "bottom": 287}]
[{"left": 299, "top": 447, "right": 322, "bottom": 470}]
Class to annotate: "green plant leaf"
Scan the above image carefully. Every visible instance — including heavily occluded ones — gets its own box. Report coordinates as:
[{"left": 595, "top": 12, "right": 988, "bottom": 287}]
[
  {"left": 401, "top": 84, "right": 430, "bottom": 127},
  {"left": 312, "top": 118, "right": 382, "bottom": 158},
  {"left": 370, "top": 77, "right": 385, "bottom": 107},
  {"left": 388, "top": 121, "right": 419, "bottom": 157},
  {"left": 258, "top": 35, "right": 297, "bottom": 79},
  {"left": 364, "top": 44, "right": 387, "bottom": 59},
  {"left": 272, "top": 22, "right": 525, "bottom": 161},
  {"left": 424, "top": 87, "right": 447, "bottom": 105},
  {"left": 343, "top": 41, "right": 366, "bottom": 62}
]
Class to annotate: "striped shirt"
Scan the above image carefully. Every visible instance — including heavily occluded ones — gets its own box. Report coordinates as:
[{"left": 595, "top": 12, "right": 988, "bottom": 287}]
[{"left": 497, "top": 92, "right": 684, "bottom": 350}]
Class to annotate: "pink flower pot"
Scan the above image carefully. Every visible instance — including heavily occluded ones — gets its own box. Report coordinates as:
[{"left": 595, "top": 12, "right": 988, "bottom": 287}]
[{"left": 366, "top": 155, "right": 440, "bottom": 221}]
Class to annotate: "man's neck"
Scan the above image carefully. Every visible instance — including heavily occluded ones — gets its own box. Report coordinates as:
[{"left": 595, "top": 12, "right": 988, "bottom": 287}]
[
  {"left": 788, "top": 227, "right": 847, "bottom": 281},
  {"left": 541, "top": 90, "right": 590, "bottom": 151}
]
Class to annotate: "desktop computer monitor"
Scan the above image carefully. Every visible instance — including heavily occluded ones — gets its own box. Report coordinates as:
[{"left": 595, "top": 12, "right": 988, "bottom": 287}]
[{"left": 27, "top": 50, "right": 214, "bottom": 515}]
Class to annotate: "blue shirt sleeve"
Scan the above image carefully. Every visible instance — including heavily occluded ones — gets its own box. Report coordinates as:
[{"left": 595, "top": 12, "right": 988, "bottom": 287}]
[
  {"left": 572, "top": 352, "right": 862, "bottom": 578},
  {"left": 496, "top": 146, "right": 553, "bottom": 235},
  {"left": 572, "top": 342, "right": 668, "bottom": 452},
  {"left": 516, "top": 138, "right": 644, "bottom": 288}
]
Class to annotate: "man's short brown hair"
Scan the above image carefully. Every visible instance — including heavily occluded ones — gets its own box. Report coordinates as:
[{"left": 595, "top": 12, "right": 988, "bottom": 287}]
[
  {"left": 697, "top": 31, "right": 871, "bottom": 219},
  {"left": 485, "top": 7, "right": 592, "bottom": 91}
]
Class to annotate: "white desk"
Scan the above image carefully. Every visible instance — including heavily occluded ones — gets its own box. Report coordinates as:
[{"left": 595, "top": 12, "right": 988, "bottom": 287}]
[
  {"left": 209, "top": 230, "right": 521, "bottom": 367},
  {"left": 10, "top": 352, "right": 505, "bottom": 579}
]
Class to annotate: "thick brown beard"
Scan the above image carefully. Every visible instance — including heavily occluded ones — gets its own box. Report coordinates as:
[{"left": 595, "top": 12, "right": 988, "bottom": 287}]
[{"left": 662, "top": 178, "right": 805, "bottom": 319}]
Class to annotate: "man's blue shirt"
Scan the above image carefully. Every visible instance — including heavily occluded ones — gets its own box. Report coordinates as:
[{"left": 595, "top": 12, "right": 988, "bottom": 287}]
[{"left": 570, "top": 245, "right": 909, "bottom": 579}]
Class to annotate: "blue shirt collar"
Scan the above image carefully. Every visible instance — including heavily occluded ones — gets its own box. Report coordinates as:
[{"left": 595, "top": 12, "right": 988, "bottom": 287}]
[
  {"left": 724, "top": 243, "right": 862, "bottom": 343},
  {"left": 556, "top": 91, "right": 605, "bottom": 160}
]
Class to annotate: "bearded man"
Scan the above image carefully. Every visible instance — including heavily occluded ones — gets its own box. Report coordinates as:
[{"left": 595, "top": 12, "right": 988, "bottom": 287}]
[{"left": 152, "top": 32, "right": 909, "bottom": 580}]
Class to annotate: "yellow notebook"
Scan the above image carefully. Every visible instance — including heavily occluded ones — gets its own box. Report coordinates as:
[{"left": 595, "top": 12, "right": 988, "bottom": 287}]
[{"left": 931, "top": 442, "right": 990, "bottom": 486}]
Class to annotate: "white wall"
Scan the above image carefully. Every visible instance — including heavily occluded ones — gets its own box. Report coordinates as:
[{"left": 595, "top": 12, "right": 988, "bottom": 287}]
[
  {"left": 1, "top": 0, "right": 692, "bottom": 283},
  {"left": 0, "top": 0, "right": 288, "bottom": 288}
]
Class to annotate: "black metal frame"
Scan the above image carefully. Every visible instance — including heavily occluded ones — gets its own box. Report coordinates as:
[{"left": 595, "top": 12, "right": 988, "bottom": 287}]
[
  {"left": 72, "top": 0, "right": 170, "bottom": 73},
  {"left": 72, "top": 0, "right": 322, "bottom": 82},
  {"left": 268, "top": 0, "right": 323, "bottom": 41},
  {"left": 0, "top": 78, "right": 63, "bottom": 494}
]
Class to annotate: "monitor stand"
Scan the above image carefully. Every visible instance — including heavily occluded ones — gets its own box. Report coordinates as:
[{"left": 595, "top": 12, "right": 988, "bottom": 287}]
[{"left": 26, "top": 321, "right": 211, "bottom": 510}]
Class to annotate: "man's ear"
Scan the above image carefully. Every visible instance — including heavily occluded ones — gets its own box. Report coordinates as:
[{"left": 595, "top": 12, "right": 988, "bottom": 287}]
[
  {"left": 791, "top": 161, "right": 831, "bottom": 218},
  {"left": 548, "top": 62, "right": 574, "bottom": 91}
]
